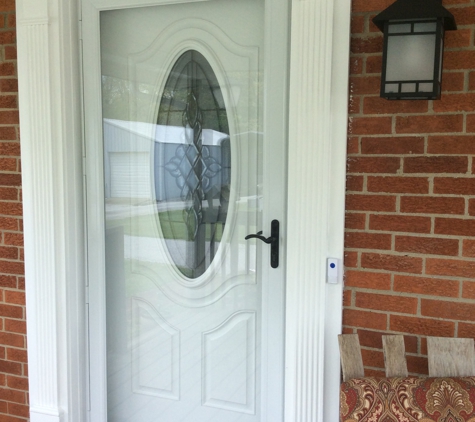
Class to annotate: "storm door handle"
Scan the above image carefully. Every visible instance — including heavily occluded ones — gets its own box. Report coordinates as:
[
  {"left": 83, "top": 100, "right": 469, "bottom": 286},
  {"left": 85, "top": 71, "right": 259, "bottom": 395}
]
[{"left": 245, "top": 219, "right": 279, "bottom": 268}]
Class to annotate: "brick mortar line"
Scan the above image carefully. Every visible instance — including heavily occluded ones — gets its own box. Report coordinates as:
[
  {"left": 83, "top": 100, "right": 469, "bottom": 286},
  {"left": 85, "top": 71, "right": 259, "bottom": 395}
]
[
  {"left": 350, "top": 112, "right": 475, "bottom": 119},
  {"left": 345, "top": 191, "right": 471, "bottom": 194},
  {"left": 345, "top": 249, "right": 434, "bottom": 257},
  {"left": 345, "top": 240, "right": 475, "bottom": 249},
  {"left": 347, "top": 136, "right": 475, "bottom": 141},
  {"left": 345, "top": 229, "right": 472, "bottom": 238},
  {"left": 344, "top": 308, "right": 419, "bottom": 318},
  {"left": 347, "top": 301, "right": 475, "bottom": 313},
  {"left": 345, "top": 210, "right": 474, "bottom": 217},
  {"left": 345, "top": 287, "right": 465, "bottom": 301},
  {"left": 339, "top": 307, "right": 397, "bottom": 317},
  {"left": 346, "top": 209, "right": 474, "bottom": 214},
  {"left": 359, "top": 345, "right": 424, "bottom": 357},
  {"left": 344, "top": 276, "right": 475, "bottom": 286},
  {"left": 348, "top": 155, "right": 475, "bottom": 158}
]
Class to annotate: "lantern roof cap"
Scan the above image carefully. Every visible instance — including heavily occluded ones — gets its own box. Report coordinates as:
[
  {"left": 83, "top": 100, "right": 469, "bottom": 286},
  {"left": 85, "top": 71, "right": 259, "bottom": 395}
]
[{"left": 373, "top": 0, "right": 457, "bottom": 31}]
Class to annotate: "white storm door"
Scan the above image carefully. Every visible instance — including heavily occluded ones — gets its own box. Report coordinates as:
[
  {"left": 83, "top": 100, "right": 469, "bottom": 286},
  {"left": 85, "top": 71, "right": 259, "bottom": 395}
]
[{"left": 83, "top": 0, "right": 289, "bottom": 421}]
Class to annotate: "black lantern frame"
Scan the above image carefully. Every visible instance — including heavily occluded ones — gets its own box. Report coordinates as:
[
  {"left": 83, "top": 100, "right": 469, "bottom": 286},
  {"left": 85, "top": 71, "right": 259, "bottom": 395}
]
[{"left": 373, "top": 0, "right": 456, "bottom": 100}]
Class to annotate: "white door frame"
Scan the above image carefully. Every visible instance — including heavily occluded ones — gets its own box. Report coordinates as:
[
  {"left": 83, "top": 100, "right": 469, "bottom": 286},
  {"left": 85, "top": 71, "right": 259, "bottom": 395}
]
[{"left": 16, "top": 0, "right": 350, "bottom": 421}]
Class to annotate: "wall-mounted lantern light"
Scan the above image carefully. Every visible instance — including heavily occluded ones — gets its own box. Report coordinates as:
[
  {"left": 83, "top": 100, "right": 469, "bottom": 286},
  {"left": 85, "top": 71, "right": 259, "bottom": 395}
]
[{"left": 373, "top": 0, "right": 456, "bottom": 100}]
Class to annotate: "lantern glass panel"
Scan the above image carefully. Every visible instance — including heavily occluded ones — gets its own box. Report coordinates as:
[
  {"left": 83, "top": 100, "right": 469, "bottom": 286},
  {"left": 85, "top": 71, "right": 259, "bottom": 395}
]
[
  {"left": 386, "top": 33, "right": 436, "bottom": 81},
  {"left": 385, "top": 83, "right": 399, "bottom": 93},
  {"left": 388, "top": 23, "right": 411, "bottom": 33},
  {"left": 419, "top": 82, "right": 434, "bottom": 92},
  {"left": 401, "top": 83, "right": 416, "bottom": 92},
  {"left": 414, "top": 22, "right": 437, "bottom": 32}
]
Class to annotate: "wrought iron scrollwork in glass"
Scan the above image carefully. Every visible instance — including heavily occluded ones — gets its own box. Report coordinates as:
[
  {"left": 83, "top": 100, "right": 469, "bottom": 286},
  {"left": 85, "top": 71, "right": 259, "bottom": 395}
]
[{"left": 156, "top": 50, "right": 230, "bottom": 278}]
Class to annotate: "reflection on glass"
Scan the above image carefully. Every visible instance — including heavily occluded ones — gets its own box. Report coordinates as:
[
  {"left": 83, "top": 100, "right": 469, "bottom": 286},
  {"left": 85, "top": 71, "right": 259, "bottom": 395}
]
[
  {"left": 100, "top": 5, "right": 263, "bottom": 417},
  {"left": 156, "top": 50, "right": 230, "bottom": 278}
]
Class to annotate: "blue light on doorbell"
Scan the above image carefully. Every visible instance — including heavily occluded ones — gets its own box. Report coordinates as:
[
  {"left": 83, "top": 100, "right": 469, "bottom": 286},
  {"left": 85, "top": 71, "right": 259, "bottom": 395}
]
[{"left": 327, "top": 258, "right": 339, "bottom": 284}]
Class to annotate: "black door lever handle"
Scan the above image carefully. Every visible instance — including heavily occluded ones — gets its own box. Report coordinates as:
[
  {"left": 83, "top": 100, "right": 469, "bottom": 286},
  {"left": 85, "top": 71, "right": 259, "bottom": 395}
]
[
  {"left": 245, "top": 220, "right": 279, "bottom": 268},
  {"left": 244, "top": 231, "right": 274, "bottom": 244}
]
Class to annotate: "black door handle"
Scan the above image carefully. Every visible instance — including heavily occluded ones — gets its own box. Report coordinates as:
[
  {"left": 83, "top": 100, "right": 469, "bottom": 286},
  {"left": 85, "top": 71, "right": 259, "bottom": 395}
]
[
  {"left": 244, "top": 231, "right": 274, "bottom": 244},
  {"left": 245, "top": 220, "right": 279, "bottom": 268}
]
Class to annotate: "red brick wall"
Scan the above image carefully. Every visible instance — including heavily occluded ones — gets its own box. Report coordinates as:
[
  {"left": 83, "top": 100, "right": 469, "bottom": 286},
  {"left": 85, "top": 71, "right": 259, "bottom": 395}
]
[
  {"left": 344, "top": 0, "right": 475, "bottom": 376},
  {"left": 0, "top": 1, "right": 29, "bottom": 420}
]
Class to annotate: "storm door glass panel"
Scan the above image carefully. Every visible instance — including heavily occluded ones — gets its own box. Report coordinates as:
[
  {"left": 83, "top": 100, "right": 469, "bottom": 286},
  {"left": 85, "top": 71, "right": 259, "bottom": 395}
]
[
  {"left": 156, "top": 50, "right": 230, "bottom": 279},
  {"left": 99, "top": 1, "right": 272, "bottom": 421}
]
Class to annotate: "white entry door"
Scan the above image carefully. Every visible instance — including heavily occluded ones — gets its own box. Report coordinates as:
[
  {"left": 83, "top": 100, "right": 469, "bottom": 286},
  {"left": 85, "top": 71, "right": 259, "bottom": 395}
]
[{"left": 84, "top": 0, "right": 289, "bottom": 421}]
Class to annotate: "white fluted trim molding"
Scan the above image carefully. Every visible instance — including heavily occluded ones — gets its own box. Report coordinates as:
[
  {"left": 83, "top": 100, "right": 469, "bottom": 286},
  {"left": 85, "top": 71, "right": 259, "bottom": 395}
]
[
  {"left": 17, "top": 20, "right": 60, "bottom": 420},
  {"left": 17, "top": 0, "right": 85, "bottom": 421},
  {"left": 285, "top": 0, "right": 350, "bottom": 420}
]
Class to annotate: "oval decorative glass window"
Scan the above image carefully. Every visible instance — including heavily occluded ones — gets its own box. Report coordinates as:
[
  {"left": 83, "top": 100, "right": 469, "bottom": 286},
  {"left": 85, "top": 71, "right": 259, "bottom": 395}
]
[{"left": 155, "top": 50, "right": 231, "bottom": 279}]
